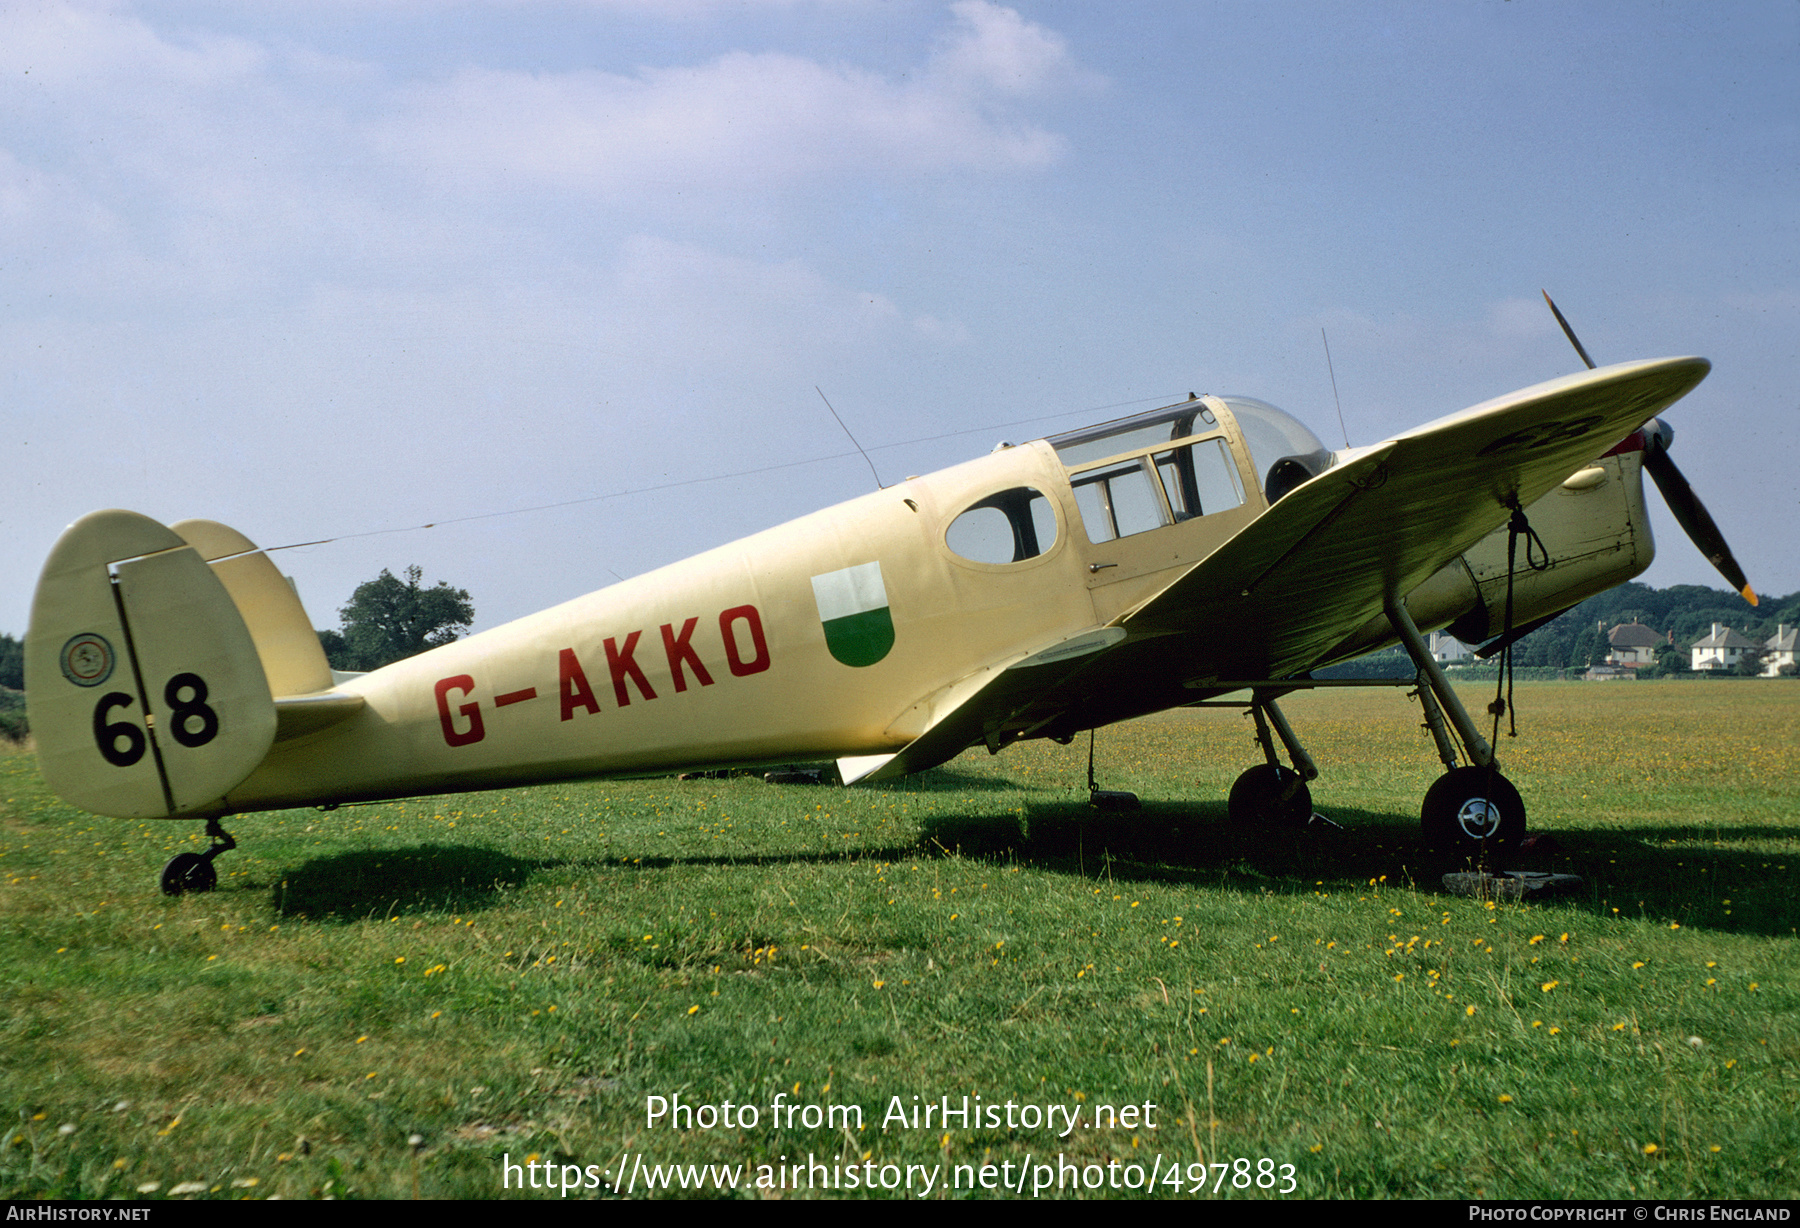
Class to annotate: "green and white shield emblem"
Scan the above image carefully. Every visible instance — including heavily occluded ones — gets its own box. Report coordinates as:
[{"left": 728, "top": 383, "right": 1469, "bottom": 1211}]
[{"left": 811, "top": 562, "right": 894, "bottom": 668}]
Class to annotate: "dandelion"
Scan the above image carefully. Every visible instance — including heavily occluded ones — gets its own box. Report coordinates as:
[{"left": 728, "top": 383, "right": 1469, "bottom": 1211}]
[
  {"left": 1465, "top": 1005, "right": 1476, "bottom": 1016},
  {"left": 1497, "top": 1094, "right": 1512, "bottom": 1104},
  {"left": 686, "top": 1005, "right": 699, "bottom": 1015},
  {"left": 1643, "top": 1143, "right": 1658, "bottom": 1155},
  {"left": 1540, "top": 980, "right": 1558, "bottom": 992}
]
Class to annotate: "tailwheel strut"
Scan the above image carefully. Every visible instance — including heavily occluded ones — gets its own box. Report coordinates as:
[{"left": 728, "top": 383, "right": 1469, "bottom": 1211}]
[{"left": 160, "top": 818, "right": 236, "bottom": 896}]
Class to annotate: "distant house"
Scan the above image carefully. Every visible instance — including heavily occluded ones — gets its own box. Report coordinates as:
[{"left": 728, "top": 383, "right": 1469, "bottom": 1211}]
[
  {"left": 1691, "top": 623, "right": 1757, "bottom": 672},
  {"left": 1606, "top": 621, "right": 1662, "bottom": 671},
  {"left": 1429, "top": 631, "right": 1470, "bottom": 665},
  {"left": 1764, "top": 624, "right": 1797, "bottom": 677}
]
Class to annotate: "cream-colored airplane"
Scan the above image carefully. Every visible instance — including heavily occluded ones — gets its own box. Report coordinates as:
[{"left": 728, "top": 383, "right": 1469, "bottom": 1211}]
[{"left": 26, "top": 300, "right": 1754, "bottom": 893}]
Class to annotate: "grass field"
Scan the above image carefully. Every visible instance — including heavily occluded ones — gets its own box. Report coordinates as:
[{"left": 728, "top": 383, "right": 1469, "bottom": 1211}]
[{"left": 2, "top": 680, "right": 1796, "bottom": 1200}]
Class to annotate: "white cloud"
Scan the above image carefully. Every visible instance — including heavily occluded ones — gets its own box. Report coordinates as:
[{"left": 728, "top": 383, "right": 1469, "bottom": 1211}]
[
  {"left": 372, "top": 3, "right": 1081, "bottom": 197},
  {"left": 931, "top": 0, "right": 1082, "bottom": 97},
  {"left": 0, "top": 3, "right": 267, "bottom": 90}
]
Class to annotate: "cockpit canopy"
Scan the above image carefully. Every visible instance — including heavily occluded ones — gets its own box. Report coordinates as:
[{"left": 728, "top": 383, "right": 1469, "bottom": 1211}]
[
  {"left": 1046, "top": 395, "right": 1332, "bottom": 515},
  {"left": 1217, "top": 396, "right": 1334, "bottom": 504}
]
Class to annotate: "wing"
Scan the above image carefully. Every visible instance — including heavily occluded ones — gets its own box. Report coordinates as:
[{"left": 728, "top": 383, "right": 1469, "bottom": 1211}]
[
  {"left": 847, "top": 356, "right": 1708, "bottom": 782},
  {"left": 1122, "top": 356, "right": 1709, "bottom": 676}
]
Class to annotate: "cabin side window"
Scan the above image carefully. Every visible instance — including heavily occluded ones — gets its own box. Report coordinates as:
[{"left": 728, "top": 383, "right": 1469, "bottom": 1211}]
[
  {"left": 1066, "top": 435, "right": 1247, "bottom": 545},
  {"left": 945, "top": 487, "right": 1059, "bottom": 565},
  {"left": 1070, "top": 459, "right": 1168, "bottom": 544},
  {"left": 1153, "top": 437, "right": 1246, "bottom": 520}
]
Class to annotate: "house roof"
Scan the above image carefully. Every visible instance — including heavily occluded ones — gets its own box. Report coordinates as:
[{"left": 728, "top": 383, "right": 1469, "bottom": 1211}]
[
  {"left": 1608, "top": 621, "right": 1661, "bottom": 648},
  {"left": 1767, "top": 624, "right": 1797, "bottom": 653},
  {"left": 1694, "top": 624, "right": 1757, "bottom": 650}
]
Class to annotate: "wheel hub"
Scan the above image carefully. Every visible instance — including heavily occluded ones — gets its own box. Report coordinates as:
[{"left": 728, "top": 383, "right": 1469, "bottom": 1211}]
[{"left": 1455, "top": 796, "right": 1501, "bottom": 840}]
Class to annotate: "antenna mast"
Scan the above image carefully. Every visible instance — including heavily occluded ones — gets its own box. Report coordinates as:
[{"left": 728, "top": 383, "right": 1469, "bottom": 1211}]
[
  {"left": 1321, "top": 328, "right": 1350, "bottom": 448},
  {"left": 816, "top": 387, "right": 883, "bottom": 490}
]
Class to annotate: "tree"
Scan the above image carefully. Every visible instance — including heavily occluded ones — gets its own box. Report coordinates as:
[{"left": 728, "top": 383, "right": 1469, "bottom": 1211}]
[
  {"left": 1648, "top": 641, "right": 1690, "bottom": 678},
  {"left": 0, "top": 633, "right": 22, "bottom": 691},
  {"left": 325, "top": 566, "right": 474, "bottom": 672}
]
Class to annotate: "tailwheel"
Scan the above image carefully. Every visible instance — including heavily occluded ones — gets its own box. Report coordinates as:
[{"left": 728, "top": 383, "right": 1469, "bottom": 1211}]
[
  {"left": 1421, "top": 767, "right": 1525, "bottom": 850},
  {"left": 159, "top": 818, "right": 237, "bottom": 896},
  {"left": 160, "top": 852, "right": 217, "bottom": 896},
  {"left": 1227, "top": 764, "right": 1313, "bottom": 829}
]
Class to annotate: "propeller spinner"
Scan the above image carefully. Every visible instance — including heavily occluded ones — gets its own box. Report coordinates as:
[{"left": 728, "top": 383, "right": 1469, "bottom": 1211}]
[{"left": 1543, "top": 291, "right": 1757, "bottom": 606}]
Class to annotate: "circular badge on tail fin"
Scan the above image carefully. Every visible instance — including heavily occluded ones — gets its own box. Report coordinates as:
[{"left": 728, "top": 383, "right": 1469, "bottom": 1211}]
[{"left": 59, "top": 632, "right": 115, "bottom": 687}]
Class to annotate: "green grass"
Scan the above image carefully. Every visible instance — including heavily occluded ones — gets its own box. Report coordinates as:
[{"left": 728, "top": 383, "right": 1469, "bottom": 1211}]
[{"left": 2, "top": 680, "right": 1796, "bottom": 1199}]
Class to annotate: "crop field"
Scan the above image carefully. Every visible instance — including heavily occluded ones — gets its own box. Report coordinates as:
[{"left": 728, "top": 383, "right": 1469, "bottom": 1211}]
[{"left": 1, "top": 680, "right": 1796, "bottom": 1200}]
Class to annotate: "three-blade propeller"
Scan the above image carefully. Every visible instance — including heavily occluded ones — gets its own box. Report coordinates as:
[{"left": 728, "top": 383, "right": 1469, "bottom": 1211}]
[{"left": 1542, "top": 291, "right": 1757, "bottom": 607}]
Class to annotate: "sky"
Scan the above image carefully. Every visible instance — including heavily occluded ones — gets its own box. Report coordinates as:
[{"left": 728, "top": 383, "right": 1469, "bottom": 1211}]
[{"left": 5, "top": 0, "right": 1796, "bottom": 639}]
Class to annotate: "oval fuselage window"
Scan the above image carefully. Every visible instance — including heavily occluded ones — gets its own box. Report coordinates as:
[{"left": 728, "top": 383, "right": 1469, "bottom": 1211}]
[{"left": 945, "top": 487, "right": 1059, "bottom": 565}]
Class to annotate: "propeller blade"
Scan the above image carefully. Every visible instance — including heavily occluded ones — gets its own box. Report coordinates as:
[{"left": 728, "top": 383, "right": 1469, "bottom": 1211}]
[
  {"left": 1641, "top": 432, "right": 1758, "bottom": 605},
  {"left": 1542, "top": 290, "right": 1596, "bottom": 370}
]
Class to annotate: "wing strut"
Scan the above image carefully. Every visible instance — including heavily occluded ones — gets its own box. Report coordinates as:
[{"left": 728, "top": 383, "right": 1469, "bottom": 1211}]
[{"left": 1385, "top": 597, "right": 1495, "bottom": 770}]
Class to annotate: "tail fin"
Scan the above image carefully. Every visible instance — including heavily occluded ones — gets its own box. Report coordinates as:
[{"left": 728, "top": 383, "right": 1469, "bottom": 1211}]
[
  {"left": 26, "top": 511, "right": 276, "bottom": 818},
  {"left": 170, "top": 519, "right": 334, "bottom": 698}
]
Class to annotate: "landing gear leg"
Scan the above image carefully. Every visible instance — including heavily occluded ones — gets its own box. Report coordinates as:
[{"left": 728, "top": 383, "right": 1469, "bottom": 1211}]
[
  {"left": 1387, "top": 599, "right": 1525, "bottom": 851},
  {"left": 160, "top": 818, "right": 236, "bottom": 896},
  {"left": 1227, "top": 694, "right": 1318, "bottom": 829}
]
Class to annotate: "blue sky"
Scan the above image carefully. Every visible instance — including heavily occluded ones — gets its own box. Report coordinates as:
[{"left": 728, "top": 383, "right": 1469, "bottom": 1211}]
[{"left": 5, "top": 1, "right": 1795, "bottom": 637}]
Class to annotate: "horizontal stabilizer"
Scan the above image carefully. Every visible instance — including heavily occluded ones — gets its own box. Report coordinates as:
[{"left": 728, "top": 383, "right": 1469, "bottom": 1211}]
[{"left": 273, "top": 690, "right": 367, "bottom": 741}]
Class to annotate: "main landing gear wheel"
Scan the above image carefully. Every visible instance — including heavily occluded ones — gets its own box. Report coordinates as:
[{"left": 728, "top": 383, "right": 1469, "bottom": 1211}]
[
  {"left": 1421, "top": 767, "right": 1525, "bottom": 850},
  {"left": 1228, "top": 764, "right": 1313, "bottom": 829},
  {"left": 160, "top": 852, "right": 217, "bottom": 896}
]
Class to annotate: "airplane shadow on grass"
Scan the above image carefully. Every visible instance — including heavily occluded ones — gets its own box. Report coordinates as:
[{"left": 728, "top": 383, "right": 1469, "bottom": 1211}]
[
  {"left": 271, "top": 844, "right": 540, "bottom": 922},
  {"left": 259, "top": 797, "right": 1797, "bottom": 939},
  {"left": 921, "top": 800, "right": 1800, "bottom": 939}
]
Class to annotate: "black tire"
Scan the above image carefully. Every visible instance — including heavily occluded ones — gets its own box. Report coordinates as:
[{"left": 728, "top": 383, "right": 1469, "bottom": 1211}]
[
  {"left": 1421, "top": 767, "right": 1525, "bottom": 849},
  {"left": 1227, "top": 764, "right": 1312, "bottom": 829},
  {"left": 160, "top": 852, "right": 217, "bottom": 896}
]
